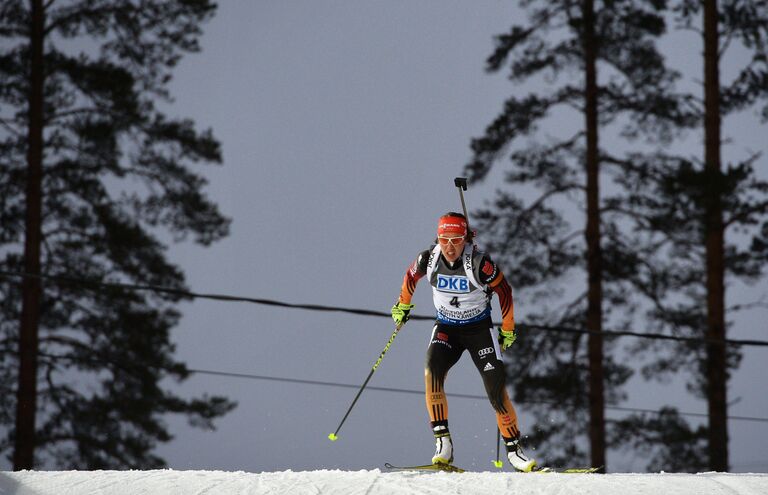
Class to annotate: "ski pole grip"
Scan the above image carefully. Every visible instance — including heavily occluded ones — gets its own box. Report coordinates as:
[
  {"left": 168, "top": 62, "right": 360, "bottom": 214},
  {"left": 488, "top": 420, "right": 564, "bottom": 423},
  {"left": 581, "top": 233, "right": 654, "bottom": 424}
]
[{"left": 454, "top": 177, "right": 471, "bottom": 234}]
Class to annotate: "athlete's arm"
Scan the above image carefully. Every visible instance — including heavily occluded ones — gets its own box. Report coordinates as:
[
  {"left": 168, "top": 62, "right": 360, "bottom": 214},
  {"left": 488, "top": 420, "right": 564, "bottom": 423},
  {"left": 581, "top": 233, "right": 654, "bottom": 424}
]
[
  {"left": 478, "top": 256, "right": 514, "bottom": 331},
  {"left": 398, "top": 250, "right": 429, "bottom": 305}
]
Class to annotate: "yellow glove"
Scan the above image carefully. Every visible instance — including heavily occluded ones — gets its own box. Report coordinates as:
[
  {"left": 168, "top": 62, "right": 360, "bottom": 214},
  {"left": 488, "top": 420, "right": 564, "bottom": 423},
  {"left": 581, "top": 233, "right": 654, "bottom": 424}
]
[
  {"left": 391, "top": 302, "right": 414, "bottom": 326},
  {"left": 498, "top": 327, "right": 516, "bottom": 351}
]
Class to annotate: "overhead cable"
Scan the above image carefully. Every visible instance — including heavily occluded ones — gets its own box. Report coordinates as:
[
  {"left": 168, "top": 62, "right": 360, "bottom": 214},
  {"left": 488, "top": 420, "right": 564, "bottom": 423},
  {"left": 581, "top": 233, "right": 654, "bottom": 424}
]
[
  {"left": 1, "top": 270, "right": 767, "bottom": 348},
  {"left": 188, "top": 368, "right": 768, "bottom": 424}
]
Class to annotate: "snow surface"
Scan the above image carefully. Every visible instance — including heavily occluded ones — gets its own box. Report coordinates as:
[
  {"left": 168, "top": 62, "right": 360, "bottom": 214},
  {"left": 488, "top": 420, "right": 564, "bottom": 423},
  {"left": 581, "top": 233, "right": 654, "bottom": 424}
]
[{"left": 1, "top": 469, "right": 767, "bottom": 495}]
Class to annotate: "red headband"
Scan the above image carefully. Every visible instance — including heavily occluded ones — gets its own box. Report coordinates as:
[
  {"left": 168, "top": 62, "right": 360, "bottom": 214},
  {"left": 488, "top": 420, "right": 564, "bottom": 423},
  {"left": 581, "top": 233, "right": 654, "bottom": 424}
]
[{"left": 437, "top": 216, "right": 467, "bottom": 236}]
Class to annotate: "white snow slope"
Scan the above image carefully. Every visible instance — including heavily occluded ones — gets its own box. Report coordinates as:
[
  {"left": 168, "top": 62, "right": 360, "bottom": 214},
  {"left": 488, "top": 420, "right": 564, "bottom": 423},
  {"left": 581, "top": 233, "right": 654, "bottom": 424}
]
[{"left": 1, "top": 469, "right": 767, "bottom": 495}]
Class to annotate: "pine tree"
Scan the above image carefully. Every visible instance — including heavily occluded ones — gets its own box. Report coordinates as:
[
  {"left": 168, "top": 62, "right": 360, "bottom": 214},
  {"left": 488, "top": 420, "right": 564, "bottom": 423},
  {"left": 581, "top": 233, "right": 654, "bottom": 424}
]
[
  {"left": 466, "top": 0, "right": 693, "bottom": 470},
  {"left": 0, "top": 0, "right": 236, "bottom": 469},
  {"left": 613, "top": 0, "right": 768, "bottom": 471}
]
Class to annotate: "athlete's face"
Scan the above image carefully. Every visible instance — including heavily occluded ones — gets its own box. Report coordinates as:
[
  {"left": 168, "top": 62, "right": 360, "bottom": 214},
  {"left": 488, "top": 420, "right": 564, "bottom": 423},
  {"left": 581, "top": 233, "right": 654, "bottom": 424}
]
[{"left": 438, "top": 235, "right": 465, "bottom": 263}]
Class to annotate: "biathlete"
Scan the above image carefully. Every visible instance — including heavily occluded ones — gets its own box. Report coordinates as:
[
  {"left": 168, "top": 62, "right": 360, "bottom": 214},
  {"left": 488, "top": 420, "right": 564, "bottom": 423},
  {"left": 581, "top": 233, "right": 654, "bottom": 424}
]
[{"left": 390, "top": 212, "right": 536, "bottom": 472}]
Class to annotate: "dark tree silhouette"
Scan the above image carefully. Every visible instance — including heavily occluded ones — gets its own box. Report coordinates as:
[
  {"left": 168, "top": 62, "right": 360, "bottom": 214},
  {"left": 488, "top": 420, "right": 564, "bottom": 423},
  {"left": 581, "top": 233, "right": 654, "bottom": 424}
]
[
  {"left": 0, "top": 0, "right": 236, "bottom": 469},
  {"left": 612, "top": 0, "right": 768, "bottom": 471},
  {"left": 465, "top": 0, "right": 694, "bottom": 470}
]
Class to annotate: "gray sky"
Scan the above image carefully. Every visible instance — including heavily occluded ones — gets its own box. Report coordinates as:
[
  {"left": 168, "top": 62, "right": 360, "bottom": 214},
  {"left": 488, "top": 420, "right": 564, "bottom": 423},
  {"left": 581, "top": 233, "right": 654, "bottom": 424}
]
[{"left": 61, "top": 1, "right": 767, "bottom": 472}]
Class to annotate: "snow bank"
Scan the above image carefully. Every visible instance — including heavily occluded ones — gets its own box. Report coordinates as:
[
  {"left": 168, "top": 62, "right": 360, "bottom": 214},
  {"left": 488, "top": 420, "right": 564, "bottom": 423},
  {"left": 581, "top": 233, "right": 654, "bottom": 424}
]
[{"left": 1, "top": 469, "right": 766, "bottom": 495}]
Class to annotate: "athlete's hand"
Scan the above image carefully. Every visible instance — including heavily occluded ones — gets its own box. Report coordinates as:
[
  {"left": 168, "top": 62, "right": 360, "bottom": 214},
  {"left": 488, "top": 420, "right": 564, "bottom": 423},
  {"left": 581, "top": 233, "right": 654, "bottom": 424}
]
[
  {"left": 498, "top": 327, "right": 516, "bottom": 351},
  {"left": 391, "top": 302, "right": 414, "bottom": 326}
]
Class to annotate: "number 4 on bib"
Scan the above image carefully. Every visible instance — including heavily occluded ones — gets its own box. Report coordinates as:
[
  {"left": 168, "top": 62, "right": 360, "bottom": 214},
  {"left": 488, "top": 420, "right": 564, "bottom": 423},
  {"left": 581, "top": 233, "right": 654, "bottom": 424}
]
[{"left": 449, "top": 296, "right": 460, "bottom": 308}]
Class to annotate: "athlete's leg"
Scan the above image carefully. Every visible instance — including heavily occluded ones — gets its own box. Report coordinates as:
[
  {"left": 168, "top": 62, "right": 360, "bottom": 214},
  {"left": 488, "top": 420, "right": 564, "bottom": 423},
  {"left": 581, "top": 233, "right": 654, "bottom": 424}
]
[
  {"left": 424, "top": 323, "right": 463, "bottom": 430},
  {"left": 464, "top": 323, "right": 536, "bottom": 471},
  {"left": 465, "top": 325, "right": 520, "bottom": 439}
]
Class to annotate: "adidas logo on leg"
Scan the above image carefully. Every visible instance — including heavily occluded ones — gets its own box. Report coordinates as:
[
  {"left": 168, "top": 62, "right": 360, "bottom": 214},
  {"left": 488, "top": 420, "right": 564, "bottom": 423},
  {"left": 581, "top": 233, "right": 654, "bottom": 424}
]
[{"left": 483, "top": 362, "right": 495, "bottom": 372}]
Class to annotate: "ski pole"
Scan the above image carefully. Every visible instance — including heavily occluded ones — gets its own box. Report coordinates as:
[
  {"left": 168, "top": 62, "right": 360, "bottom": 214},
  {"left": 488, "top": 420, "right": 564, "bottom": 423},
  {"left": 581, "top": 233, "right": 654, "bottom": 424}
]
[
  {"left": 328, "top": 322, "right": 403, "bottom": 441},
  {"left": 493, "top": 427, "right": 503, "bottom": 468},
  {"left": 454, "top": 177, "right": 472, "bottom": 235}
]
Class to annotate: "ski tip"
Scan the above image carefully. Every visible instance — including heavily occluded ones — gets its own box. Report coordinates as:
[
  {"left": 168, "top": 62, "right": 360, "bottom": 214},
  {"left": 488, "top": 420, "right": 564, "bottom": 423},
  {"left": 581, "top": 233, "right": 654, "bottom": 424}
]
[
  {"left": 328, "top": 433, "right": 339, "bottom": 442},
  {"left": 492, "top": 460, "right": 503, "bottom": 469}
]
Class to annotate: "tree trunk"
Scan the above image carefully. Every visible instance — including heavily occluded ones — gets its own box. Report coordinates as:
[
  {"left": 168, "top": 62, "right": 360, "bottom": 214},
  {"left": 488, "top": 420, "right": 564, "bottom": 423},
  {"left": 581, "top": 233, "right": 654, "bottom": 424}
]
[
  {"left": 583, "top": 0, "right": 606, "bottom": 473},
  {"left": 703, "top": 0, "right": 728, "bottom": 472},
  {"left": 13, "top": 0, "right": 45, "bottom": 471}
]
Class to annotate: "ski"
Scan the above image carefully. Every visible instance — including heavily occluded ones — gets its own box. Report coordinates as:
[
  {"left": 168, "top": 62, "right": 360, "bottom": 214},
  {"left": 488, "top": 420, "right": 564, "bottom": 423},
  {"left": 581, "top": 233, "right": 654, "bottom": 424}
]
[
  {"left": 384, "top": 462, "right": 466, "bottom": 473},
  {"left": 532, "top": 466, "right": 601, "bottom": 474},
  {"left": 384, "top": 462, "right": 599, "bottom": 474}
]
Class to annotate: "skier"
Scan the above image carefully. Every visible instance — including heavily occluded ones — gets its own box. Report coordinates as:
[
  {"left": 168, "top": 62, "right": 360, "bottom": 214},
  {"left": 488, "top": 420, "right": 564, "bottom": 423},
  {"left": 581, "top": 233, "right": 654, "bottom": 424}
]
[{"left": 390, "top": 212, "right": 536, "bottom": 472}]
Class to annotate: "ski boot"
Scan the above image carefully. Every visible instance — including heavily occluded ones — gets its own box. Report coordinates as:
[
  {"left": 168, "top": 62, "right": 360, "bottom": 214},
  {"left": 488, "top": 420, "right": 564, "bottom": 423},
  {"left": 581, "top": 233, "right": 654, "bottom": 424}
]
[
  {"left": 505, "top": 437, "right": 536, "bottom": 472},
  {"left": 432, "top": 434, "right": 453, "bottom": 465}
]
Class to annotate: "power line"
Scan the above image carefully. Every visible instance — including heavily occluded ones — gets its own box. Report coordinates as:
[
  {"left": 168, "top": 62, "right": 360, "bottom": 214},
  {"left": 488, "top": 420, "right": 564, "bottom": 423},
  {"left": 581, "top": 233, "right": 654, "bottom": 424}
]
[
  {"left": 3, "top": 269, "right": 766, "bottom": 425},
  {"left": 1, "top": 270, "right": 767, "bottom": 348},
  {"left": 188, "top": 368, "right": 768, "bottom": 424}
]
